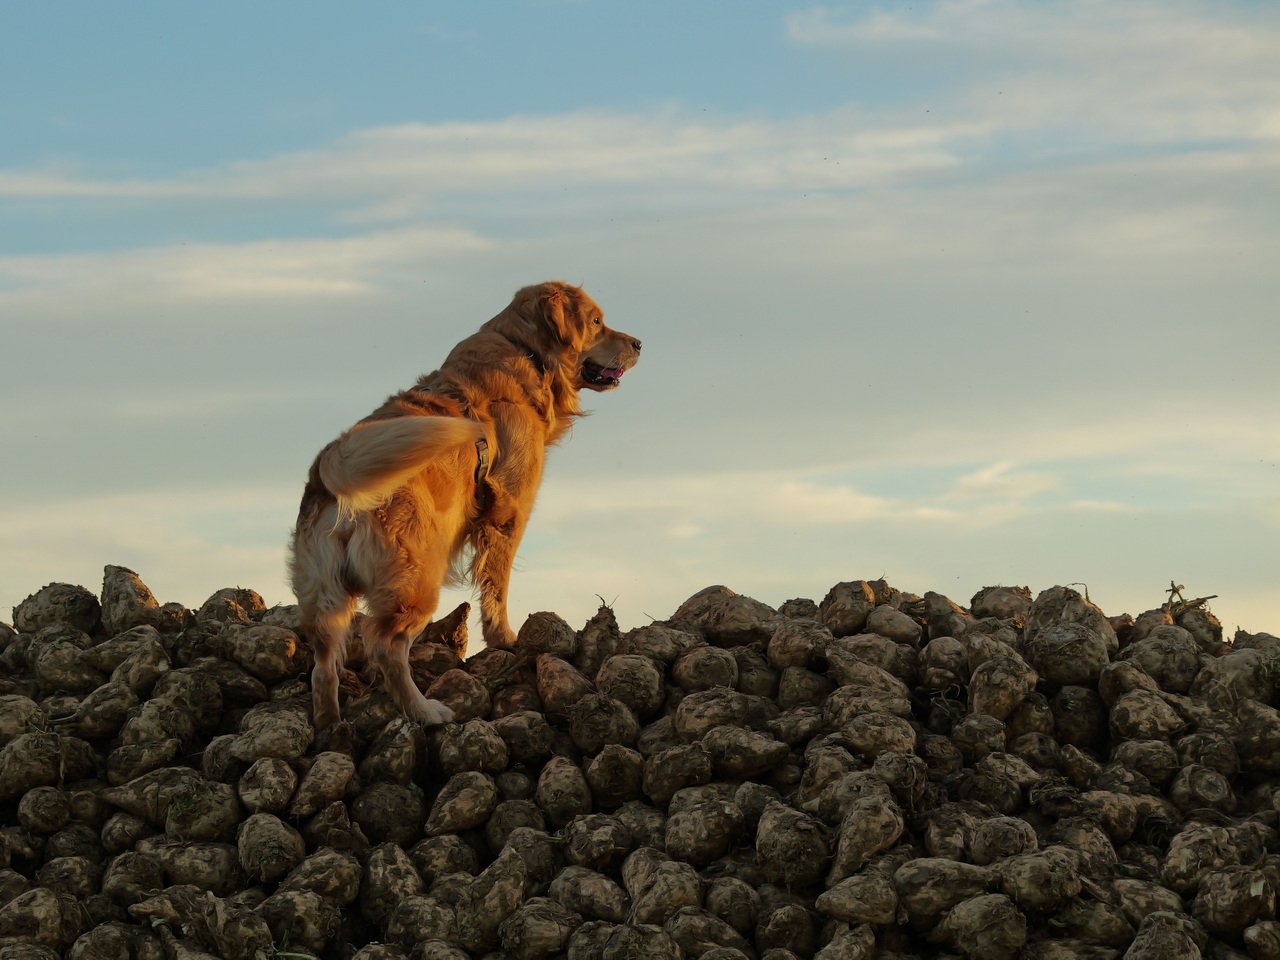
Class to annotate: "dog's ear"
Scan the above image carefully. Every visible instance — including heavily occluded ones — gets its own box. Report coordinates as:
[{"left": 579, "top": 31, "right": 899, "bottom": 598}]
[
  {"left": 538, "top": 284, "right": 574, "bottom": 342},
  {"left": 499, "top": 281, "right": 586, "bottom": 355}
]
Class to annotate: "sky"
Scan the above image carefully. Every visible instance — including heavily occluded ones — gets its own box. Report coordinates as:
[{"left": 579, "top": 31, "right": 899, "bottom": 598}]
[{"left": 2, "top": 0, "right": 1277, "bottom": 644}]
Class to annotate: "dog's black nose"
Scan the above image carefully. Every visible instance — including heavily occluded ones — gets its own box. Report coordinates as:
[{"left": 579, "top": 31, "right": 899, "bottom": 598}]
[{"left": 631, "top": 338, "right": 643, "bottom": 351}]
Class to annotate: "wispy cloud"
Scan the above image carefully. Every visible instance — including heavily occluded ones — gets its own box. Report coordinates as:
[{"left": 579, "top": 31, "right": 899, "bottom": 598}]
[
  {"left": 789, "top": 1, "right": 1280, "bottom": 146},
  {"left": 0, "top": 109, "right": 976, "bottom": 215},
  {"left": 4, "top": 146, "right": 1274, "bottom": 320},
  {"left": 536, "top": 464, "right": 1082, "bottom": 535},
  {"left": 521, "top": 456, "right": 1278, "bottom": 635},
  {"left": 3, "top": 2, "right": 1277, "bottom": 253},
  {"left": 943, "top": 461, "right": 1061, "bottom": 501},
  {"left": 5, "top": 457, "right": 1273, "bottom": 639},
  {"left": 0, "top": 483, "right": 299, "bottom": 616},
  {"left": 0, "top": 224, "right": 488, "bottom": 302},
  {"left": 1, "top": 2, "right": 1275, "bottom": 234}
]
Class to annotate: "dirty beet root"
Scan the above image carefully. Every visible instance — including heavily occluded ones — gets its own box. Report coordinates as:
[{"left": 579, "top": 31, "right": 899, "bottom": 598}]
[{"left": 6, "top": 567, "right": 1278, "bottom": 959}]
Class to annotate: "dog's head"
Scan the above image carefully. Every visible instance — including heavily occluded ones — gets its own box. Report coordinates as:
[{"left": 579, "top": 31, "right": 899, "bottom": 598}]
[{"left": 504, "top": 281, "right": 641, "bottom": 392}]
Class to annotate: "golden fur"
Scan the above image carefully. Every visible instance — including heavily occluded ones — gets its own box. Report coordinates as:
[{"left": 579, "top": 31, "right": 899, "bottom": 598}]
[{"left": 290, "top": 281, "right": 641, "bottom": 727}]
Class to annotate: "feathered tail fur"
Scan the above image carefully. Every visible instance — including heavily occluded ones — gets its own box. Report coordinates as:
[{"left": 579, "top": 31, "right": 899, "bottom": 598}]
[{"left": 318, "top": 416, "right": 484, "bottom": 517}]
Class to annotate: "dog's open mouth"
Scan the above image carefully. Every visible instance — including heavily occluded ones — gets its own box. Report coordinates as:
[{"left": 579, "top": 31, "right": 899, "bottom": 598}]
[{"left": 582, "top": 360, "right": 625, "bottom": 387}]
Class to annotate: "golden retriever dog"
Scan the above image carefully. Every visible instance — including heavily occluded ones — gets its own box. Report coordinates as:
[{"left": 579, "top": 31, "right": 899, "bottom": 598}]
[{"left": 290, "top": 281, "right": 641, "bottom": 728}]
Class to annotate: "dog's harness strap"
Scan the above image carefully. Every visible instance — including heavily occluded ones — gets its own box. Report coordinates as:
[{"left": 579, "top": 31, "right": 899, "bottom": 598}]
[{"left": 474, "top": 437, "right": 491, "bottom": 510}]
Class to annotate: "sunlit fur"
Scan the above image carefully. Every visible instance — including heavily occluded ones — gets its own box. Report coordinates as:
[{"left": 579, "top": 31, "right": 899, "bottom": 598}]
[{"left": 290, "top": 281, "right": 641, "bottom": 728}]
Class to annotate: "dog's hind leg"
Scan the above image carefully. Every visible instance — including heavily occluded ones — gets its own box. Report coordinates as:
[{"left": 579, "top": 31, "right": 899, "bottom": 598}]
[
  {"left": 305, "top": 599, "right": 356, "bottom": 729},
  {"left": 366, "top": 605, "right": 456, "bottom": 725}
]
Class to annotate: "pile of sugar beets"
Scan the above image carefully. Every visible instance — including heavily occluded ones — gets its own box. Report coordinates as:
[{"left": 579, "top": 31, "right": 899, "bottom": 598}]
[{"left": 2, "top": 565, "right": 1280, "bottom": 960}]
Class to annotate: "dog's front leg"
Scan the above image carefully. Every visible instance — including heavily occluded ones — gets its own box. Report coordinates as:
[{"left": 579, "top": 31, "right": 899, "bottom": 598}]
[{"left": 471, "top": 499, "right": 529, "bottom": 650}]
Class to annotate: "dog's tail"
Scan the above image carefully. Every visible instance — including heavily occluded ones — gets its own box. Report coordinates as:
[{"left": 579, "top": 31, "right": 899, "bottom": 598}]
[{"left": 318, "top": 416, "right": 484, "bottom": 516}]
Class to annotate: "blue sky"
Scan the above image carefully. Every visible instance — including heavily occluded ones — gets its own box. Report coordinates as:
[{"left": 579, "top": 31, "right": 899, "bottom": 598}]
[{"left": 2, "top": 0, "right": 1277, "bottom": 639}]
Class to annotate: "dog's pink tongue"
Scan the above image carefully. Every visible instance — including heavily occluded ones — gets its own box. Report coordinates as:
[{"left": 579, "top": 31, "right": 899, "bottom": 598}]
[{"left": 600, "top": 367, "right": 625, "bottom": 379}]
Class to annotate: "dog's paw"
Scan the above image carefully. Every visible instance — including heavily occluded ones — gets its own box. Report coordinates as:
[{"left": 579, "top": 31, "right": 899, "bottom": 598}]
[
  {"left": 416, "top": 699, "right": 455, "bottom": 726},
  {"left": 480, "top": 621, "right": 519, "bottom": 652},
  {"left": 312, "top": 703, "right": 341, "bottom": 731}
]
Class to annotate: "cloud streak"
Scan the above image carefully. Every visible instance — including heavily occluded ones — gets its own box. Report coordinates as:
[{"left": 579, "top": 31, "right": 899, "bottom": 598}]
[
  {"left": 789, "top": 1, "right": 1280, "bottom": 145},
  {"left": 0, "top": 225, "right": 488, "bottom": 303},
  {"left": 1, "top": 2, "right": 1274, "bottom": 234},
  {"left": 0, "top": 482, "right": 298, "bottom": 616},
  {"left": 0, "top": 109, "right": 976, "bottom": 214}
]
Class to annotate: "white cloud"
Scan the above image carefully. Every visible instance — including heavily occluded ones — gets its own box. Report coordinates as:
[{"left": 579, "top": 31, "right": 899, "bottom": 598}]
[
  {"left": 1065, "top": 499, "right": 1131, "bottom": 512},
  {"left": 665, "top": 524, "right": 707, "bottom": 540},
  {"left": 0, "top": 483, "right": 300, "bottom": 619},
  {"left": 0, "top": 225, "right": 488, "bottom": 303},
  {"left": 6, "top": 142, "right": 1273, "bottom": 331},
  {"left": 0, "top": 169, "right": 182, "bottom": 199},
  {"left": 0, "top": 2, "right": 1273, "bottom": 246},
  {"left": 104, "top": 385, "right": 320, "bottom": 425},
  {"left": 517, "top": 458, "right": 1278, "bottom": 636},
  {"left": 0, "top": 109, "right": 975, "bottom": 215},
  {"left": 4, "top": 422, "right": 1274, "bottom": 645},
  {"left": 789, "top": 1, "right": 1280, "bottom": 146},
  {"left": 536, "top": 464, "right": 1069, "bottom": 537},
  {"left": 770, "top": 480, "right": 895, "bottom": 524},
  {"left": 944, "top": 461, "right": 1061, "bottom": 501},
  {"left": 846, "top": 402, "right": 1280, "bottom": 480}
]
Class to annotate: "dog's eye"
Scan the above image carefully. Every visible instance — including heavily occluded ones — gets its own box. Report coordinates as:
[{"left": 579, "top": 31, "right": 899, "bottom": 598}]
[{"left": 592, "top": 317, "right": 602, "bottom": 326}]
